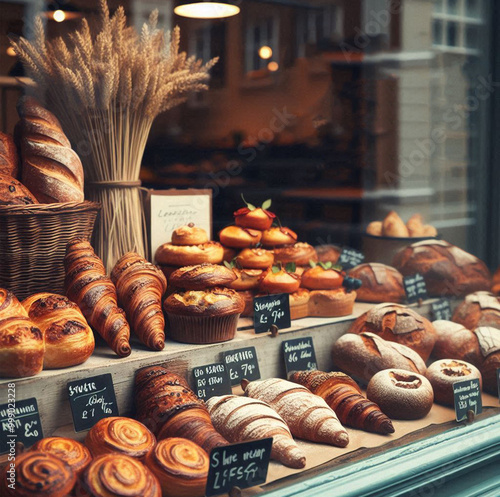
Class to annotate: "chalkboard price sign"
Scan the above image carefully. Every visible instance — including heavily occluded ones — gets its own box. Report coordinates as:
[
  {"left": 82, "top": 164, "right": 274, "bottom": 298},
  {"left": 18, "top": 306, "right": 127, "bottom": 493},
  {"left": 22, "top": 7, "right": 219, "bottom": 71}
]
[
  {"left": 192, "top": 363, "right": 232, "bottom": 401},
  {"left": 67, "top": 374, "right": 119, "bottom": 432},
  {"left": 282, "top": 337, "right": 318, "bottom": 375},
  {"left": 206, "top": 438, "right": 273, "bottom": 497},
  {"left": 338, "top": 247, "right": 365, "bottom": 270},
  {"left": 403, "top": 273, "right": 429, "bottom": 303},
  {"left": 223, "top": 347, "right": 261, "bottom": 386},
  {"left": 253, "top": 293, "right": 291, "bottom": 334},
  {"left": 0, "top": 397, "right": 43, "bottom": 454},
  {"left": 431, "top": 299, "right": 453, "bottom": 321},
  {"left": 453, "top": 378, "right": 482, "bottom": 422}
]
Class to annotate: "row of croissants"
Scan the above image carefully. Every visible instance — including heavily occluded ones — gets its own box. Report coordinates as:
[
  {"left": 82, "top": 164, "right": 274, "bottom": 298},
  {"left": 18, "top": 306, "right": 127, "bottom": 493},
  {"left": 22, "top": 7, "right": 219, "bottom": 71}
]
[
  {"left": 1, "top": 366, "right": 395, "bottom": 497},
  {"left": 0, "top": 238, "right": 167, "bottom": 378}
]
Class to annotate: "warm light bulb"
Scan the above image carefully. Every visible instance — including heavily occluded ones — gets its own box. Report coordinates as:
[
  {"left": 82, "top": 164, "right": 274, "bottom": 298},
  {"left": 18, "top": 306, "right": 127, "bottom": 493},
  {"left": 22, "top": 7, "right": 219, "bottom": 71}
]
[
  {"left": 259, "top": 46, "right": 273, "bottom": 60},
  {"left": 6, "top": 47, "right": 16, "bottom": 57},
  {"left": 53, "top": 9, "right": 66, "bottom": 22},
  {"left": 268, "top": 61, "right": 279, "bottom": 72},
  {"left": 174, "top": 2, "right": 240, "bottom": 19}
]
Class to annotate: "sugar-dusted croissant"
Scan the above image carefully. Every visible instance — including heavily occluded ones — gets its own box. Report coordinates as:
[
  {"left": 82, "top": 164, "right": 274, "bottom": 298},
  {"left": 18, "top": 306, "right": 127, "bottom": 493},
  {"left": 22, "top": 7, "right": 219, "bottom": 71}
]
[
  {"left": 111, "top": 252, "right": 167, "bottom": 351},
  {"left": 0, "top": 288, "right": 44, "bottom": 378},
  {"left": 134, "top": 366, "right": 228, "bottom": 454},
  {"left": 206, "top": 395, "right": 306, "bottom": 469},
  {"left": 22, "top": 292, "right": 95, "bottom": 369},
  {"left": 242, "top": 378, "right": 349, "bottom": 447},
  {"left": 64, "top": 238, "right": 131, "bottom": 357},
  {"left": 289, "top": 370, "right": 395, "bottom": 435}
]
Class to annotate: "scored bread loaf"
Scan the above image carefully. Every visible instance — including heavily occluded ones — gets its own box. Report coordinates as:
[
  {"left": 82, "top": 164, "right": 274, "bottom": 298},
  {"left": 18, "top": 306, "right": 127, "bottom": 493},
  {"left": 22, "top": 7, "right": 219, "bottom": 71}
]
[
  {"left": 451, "top": 291, "right": 500, "bottom": 330},
  {"left": 0, "top": 132, "right": 19, "bottom": 178},
  {"left": 16, "top": 96, "right": 84, "bottom": 203}
]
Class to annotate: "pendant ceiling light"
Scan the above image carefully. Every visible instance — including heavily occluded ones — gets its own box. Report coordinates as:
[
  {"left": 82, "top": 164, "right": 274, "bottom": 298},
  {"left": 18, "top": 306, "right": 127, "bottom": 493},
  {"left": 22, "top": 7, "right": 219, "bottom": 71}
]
[
  {"left": 43, "top": 1, "right": 82, "bottom": 22},
  {"left": 174, "top": 1, "right": 240, "bottom": 19}
]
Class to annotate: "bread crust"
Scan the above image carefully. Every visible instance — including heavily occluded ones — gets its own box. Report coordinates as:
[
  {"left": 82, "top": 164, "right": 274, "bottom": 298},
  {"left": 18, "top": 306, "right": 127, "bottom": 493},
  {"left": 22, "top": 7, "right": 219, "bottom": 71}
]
[
  {"left": 348, "top": 263, "right": 405, "bottom": 303},
  {"left": 0, "top": 132, "right": 19, "bottom": 178},
  {"left": 0, "top": 173, "right": 39, "bottom": 205},
  {"left": 169, "top": 263, "right": 236, "bottom": 290},
  {"left": 171, "top": 225, "right": 208, "bottom": 246},
  {"left": 155, "top": 241, "right": 224, "bottom": 266}
]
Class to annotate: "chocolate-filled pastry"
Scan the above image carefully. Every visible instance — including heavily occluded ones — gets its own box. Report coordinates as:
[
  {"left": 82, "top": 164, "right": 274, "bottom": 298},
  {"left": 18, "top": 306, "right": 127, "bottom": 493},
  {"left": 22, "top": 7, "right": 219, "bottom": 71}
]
[
  {"left": 0, "top": 131, "right": 19, "bottom": 178},
  {"left": 32, "top": 437, "right": 92, "bottom": 477},
  {"left": 169, "top": 263, "right": 236, "bottom": 290},
  {"left": 289, "top": 370, "right": 394, "bottom": 434},
  {"left": 0, "top": 451, "right": 76, "bottom": 497},
  {"left": 348, "top": 263, "right": 405, "bottom": 303},
  {"left": 452, "top": 291, "right": 500, "bottom": 330},
  {"left": 393, "top": 240, "right": 491, "bottom": 297},
  {"left": 111, "top": 252, "right": 167, "bottom": 350},
  {"left": 425, "top": 359, "right": 482, "bottom": 406},
  {"left": 274, "top": 243, "right": 318, "bottom": 266},
  {"left": 22, "top": 292, "right": 94, "bottom": 368},
  {"left": 367, "top": 369, "right": 434, "bottom": 420},
  {"left": 85, "top": 417, "right": 156, "bottom": 461},
  {"left": 0, "top": 288, "right": 44, "bottom": 378},
  {"left": 348, "top": 303, "right": 436, "bottom": 361},
  {"left": 171, "top": 224, "right": 209, "bottom": 246},
  {"left": 236, "top": 247, "right": 274, "bottom": 269},
  {"left": 134, "top": 366, "right": 228, "bottom": 454},
  {"left": 219, "top": 225, "right": 262, "bottom": 248},
  {"left": 261, "top": 227, "right": 298, "bottom": 247},
  {"left": 155, "top": 241, "right": 224, "bottom": 266},
  {"left": 332, "top": 332, "right": 427, "bottom": 383},
  {"left": 0, "top": 173, "right": 38, "bottom": 205},
  {"left": 144, "top": 438, "right": 208, "bottom": 497},
  {"left": 64, "top": 238, "right": 131, "bottom": 357}
]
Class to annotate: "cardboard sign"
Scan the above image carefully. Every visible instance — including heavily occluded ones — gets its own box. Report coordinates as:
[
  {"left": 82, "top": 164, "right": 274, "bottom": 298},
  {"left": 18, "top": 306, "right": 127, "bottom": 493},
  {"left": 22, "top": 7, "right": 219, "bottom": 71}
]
[
  {"left": 148, "top": 189, "right": 212, "bottom": 261},
  {"left": 338, "top": 247, "right": 365, "bottom": 270},
  {"left": 282, "top": 337, "right": 318, "bottom": 375},
  {"left": 223, "top": 347, "right": 261, "bottom": 386},
  {"left": 253, "top": 293, "right": 291, "bottom": 334},
  {"left": 0, "top": 397, "right": 43, "bottom": 454},
  {"left": 206, "top": 438, "right": 273, "bottom": 496},
  {"left": 431, "top": 299, "right": 453, "bottom": 321},
  {"left": 192, "top": 363, "right": 232, "bottom": 401},
  {"left": 403, "top": 273, "right": 428, "bottom": 303},
  {"left": 67, "top": 374, "right": 119, "bottom": 432},
  {"left": 453, "top": 378, "right": 482, "bottom": 422}
]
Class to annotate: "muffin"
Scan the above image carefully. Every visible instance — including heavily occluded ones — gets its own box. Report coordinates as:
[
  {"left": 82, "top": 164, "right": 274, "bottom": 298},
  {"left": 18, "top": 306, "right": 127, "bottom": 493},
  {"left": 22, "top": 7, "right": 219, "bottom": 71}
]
[
  {"left": 234, "top": 206, "right": 275, "bottom": 230},
  {"left": 261, "top": 227, "right": 297, "bottom": 247},
  {"left": 289, "top": 289, "right": 310, "bottom": 320},
  {"left": 169, "top": 264, "right": 236, "bottom": 290},
  {"left": 258, "top": 267, "right": 301, "bottom": 294},
  {"left": 273, "top": 243, "right": 318, "bottom": 267},
  {"left": 219, "top": 226, "right": 262, "bottom": 248},
  {"left": 236, "top": 248, "right": 274, "bottom": 269}
]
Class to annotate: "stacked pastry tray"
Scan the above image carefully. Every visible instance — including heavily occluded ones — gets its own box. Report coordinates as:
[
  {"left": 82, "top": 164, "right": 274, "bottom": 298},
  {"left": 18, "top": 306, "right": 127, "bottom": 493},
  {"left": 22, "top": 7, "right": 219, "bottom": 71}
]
[{"left": 1, "top": 299, "right": 499, "bottom": 497}]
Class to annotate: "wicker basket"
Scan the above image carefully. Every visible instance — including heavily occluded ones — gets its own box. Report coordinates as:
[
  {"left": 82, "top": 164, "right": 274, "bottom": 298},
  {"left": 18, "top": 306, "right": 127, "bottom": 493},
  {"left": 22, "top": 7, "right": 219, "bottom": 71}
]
[{"left": 0, "top": 201, "right": 100, "bottom": 300}]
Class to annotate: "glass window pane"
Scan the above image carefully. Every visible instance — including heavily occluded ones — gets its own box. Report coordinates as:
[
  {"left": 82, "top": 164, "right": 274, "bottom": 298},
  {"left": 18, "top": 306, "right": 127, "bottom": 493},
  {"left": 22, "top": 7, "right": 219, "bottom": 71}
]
[
  {"left": 465, "top": 25, "right": 480, "bottom": 48},
  {"left": 466, "top": 0, "right": 480, "bottom": 17},
  {"left": 433, "top": 20, "right": 444, "bottom": 45},
  {"left": 434, "top": 0, "right": 444, "bottom": 13},
  {"left": 447, "top": 22, "right": 458, "bottom": 46},
  {"left": 447, "top": 0, "right": 459, "bottom": 15}
]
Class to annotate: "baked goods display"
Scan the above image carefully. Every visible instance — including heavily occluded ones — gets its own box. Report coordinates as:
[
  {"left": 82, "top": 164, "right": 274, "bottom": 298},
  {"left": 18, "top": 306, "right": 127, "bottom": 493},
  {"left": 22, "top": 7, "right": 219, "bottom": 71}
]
[
  {"left": 425, "top": 359, "right": 482, "bottom": 406},
  {"left": 273, "top": 242, "right": 318, "bottom": 267},
  {"left": 65, "top": 238, "right": 131, "bottom": 357},
  {"left": 144, "top": 438, "right": 209, "bottom": 497},
  {"left": 219, "top": 225, "right": 262, "bottom": 248},
  {"left": 348, "top": 303, "right": 436, "bottom": 361},
  {"left": 0, "top": 131, "right": 19, "bottom": 178},
  {"left": 22, "top": 292, "right": 95, "bottom": 368},
  {"left": 169, "top": 263, "right": 236, "bottom": 290},
  {"left": 393, "top": 240, "right": 491, "bottom": 297},
  {"left": 258, "top": 266, "right": 301, "bottom": 294},
  {"left": 234, "top": 199, "right": 275, "bottom": 230},
  {"left": 206, "top": 394, "right": 307, "bottom": 469},
  {"left": 289, "top": 370, "right": 394, "bottom": 434},
  {"left": 261, "top": 226, "right": 298, "bottom": 247},
  {"left": 228, "top": 268, "right": 262, "bottom": 291},
  {"left": 315, "top": 244, "right": 341, "bottom": 264},
  {"left": 348, "top": 263, "right": 405, "bottom": 303},
  {"left": 492, "top": 267, "right": 500, "bottom": 295},
  {"left": 135, "top": 366, "right": 228, "bottom": 453},
  {"left": 366, "top": 212, "right": 437, "bottom": 238},
  {"left": 236, "top": 247, "right": 274, "bottom": 269},
  {"left": 289, "top": 288, "right": 310, "bottom": 320},
  {"left": 0, "top": 173, "right": 39, "bottom": 206},
  {"left": 332, "top": 332, "right": 427, "bottom": 383},
  {"left": 242, "top": 378, "right": 349, "bottom": 447},
  {"left": 451, "top": 291, "right": 500, "bottom": 330},
  {"left": 366, "top": 369, "right": 434, "bottom": 420}
]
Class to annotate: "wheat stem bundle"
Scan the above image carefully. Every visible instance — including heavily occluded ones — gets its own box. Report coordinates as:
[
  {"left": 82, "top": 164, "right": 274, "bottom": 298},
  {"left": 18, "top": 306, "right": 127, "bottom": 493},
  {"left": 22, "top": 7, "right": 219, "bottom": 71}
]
[{"left": 10, "top": 0, "right": 217, "bottom": 271}]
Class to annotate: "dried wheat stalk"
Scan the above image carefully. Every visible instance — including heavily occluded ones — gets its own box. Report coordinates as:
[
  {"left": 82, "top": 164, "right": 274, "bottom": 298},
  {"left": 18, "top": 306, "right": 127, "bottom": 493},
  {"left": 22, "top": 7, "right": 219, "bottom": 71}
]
[{"left": 10, "top": 0, "right": 217, "bottom": 271}]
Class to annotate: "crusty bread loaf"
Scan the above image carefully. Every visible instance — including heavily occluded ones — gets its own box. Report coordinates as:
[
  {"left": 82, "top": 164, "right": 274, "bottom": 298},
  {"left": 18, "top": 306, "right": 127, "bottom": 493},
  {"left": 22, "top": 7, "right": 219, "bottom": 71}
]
[
  {"left": 16, "top": 96, "right": 84, "bottom": 203},
  {"left": 348, "top": 263, "right": 405, "bottom": 303},
  {"left": 0, "top": 173, "right": 38, "bottom": 205},
  {"left": 451, "top": 291, "right": 500, "bottom": 330},
  {"left": 0, "top": 132, "right": 19, "bottom": 178}
]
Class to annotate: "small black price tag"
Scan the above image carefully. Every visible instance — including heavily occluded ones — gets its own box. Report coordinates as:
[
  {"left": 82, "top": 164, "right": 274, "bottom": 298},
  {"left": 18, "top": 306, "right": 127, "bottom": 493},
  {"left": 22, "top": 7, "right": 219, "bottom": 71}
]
[
  {"left": 253, "top": 293, "right": 291, "bottom": 334},
  {"left": 453, "top": 378, "right": 482, "bottom": 422},
  {"left": 206, "top": 438, "right": 273, "bottom": 497},
  {"left": 403, "top": 273, "right": 428, "bottom": 303},
  {"left": 67, "top": 373, "right": 119, "bottom": 432},
  {"left": 282, "top": 337, "right": 317, "bottom": 375},
  {"left": 223, "top": 347, "right": 261, "bottom": 386},
  {"left": 338, "top": 247, "right": 365, "bottom": 270},
  {"left": 192, "top": 363, "right": 232, "bottom": 401},
  {"left": 431, "top": 299, "right": 453, "bottom": 321},
  {"left": 0, "top": 397, "right": 43, "bottom": 454}
]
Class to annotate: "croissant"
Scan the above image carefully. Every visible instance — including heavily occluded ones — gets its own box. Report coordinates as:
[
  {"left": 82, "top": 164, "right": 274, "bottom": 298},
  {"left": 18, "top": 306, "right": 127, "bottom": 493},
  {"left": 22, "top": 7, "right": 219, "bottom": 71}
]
[
  {"left": 77, "top": 454, "right": 161, "bottom": 497},
  {"left": 243, "top": 378, "right": 349, "bottom": 447},
  {"left": 22, "top": 292, "right": 95, "bottom": 369},
  {"left": 206, "top": 395, "right": 306, "bottom": 469},
  {"left": 0, "top": 288, "right": 44, "bottom": 378},
  {"left": 134, "top": 366, "right": 228, "bottom": 454},
  {"left": 85, "top": 417, "right": 156, "bottom": 461},
  {"left": 111, "top": 252, "right": 167, "bottom": 351},
  {"left": 32, "top": 437, "right": 92, "bottom": 477},
  {"left": 289, "top": 370, "right": 395, "bottom": 435},
  {"left": 144, "top": 438, "right": 208, "bottom": 497},
  {"left": 0, "top": 451, "right": 76, "bottom": 497},
  {"left": 64, "top": 238, "right": 131, "bottom": 357}
]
